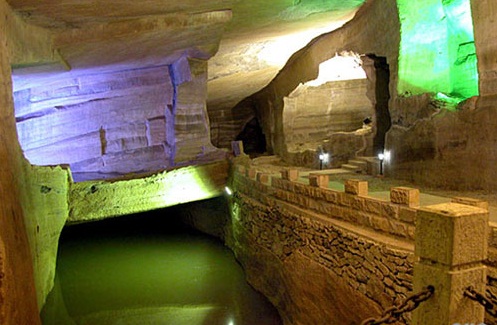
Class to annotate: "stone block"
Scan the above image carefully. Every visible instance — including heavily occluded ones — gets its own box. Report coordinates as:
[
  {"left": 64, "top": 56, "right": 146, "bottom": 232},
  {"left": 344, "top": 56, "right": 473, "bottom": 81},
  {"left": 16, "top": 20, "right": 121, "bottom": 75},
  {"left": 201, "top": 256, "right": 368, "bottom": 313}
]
[
  {"left": 399, "top": 206, "right": 417, "bottom": 224},
  {"left": 363, "top": 198, "right": 383, "bottom": 215},
  {"left": 344, "top": 179, "right": 368, "bottom": 196},
  {"left": 236, "top": 165, "right": 246, "bottom": 175},
  {"left": 390, "top": 187, "right": 420, "bottom": 207},
  {"left": 231, "top": 140, "right": 244, "bottom": 157},
  {"left": 381, "top": 202, "right": 399, "bottom": 220},
  {"left": 451, "top": 197, "right": 489, "bottom": 210},
  {"left": 247, "top": 168, "right": 257, "bottom": 179},
  {"left": 281, "top": 169, "right": 299, "bottom": 181},
  {"left": 309, "top": 173, "right": 329, "bottom": 188},
  {"left": 256, "top": 172, "right": 270, "bottom": 184},
  {"left": 416, "top": 203, "right": 488, "bottom": 266},
  {"left": 412, "top": 262, "right": 485, "bottom": 325},
  {"left": 371, "top": 216, "right": 390, "bottom": 233},
  {"left": 323, "top": 189, "right": 340, "bottom": 204}
]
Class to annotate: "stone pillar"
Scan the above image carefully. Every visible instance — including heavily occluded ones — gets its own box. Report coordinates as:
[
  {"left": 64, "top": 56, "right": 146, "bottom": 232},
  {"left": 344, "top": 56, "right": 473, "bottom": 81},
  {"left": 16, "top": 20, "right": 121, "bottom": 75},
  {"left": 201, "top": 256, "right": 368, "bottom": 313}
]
[
  {"left": 281, "top": 168, "right": 299, "bottom": 181},
  {"left": 309, "top": 173, "right": 329, "bottom": 188},
  {"left": 344, "top": 179, "right": 368, "bottom": 196},
  {"left": 412, "top": 203, "right": 488, "bottom": 325},
  {"left": 391, "top": 187, "right": 419, "bottom": 208}
]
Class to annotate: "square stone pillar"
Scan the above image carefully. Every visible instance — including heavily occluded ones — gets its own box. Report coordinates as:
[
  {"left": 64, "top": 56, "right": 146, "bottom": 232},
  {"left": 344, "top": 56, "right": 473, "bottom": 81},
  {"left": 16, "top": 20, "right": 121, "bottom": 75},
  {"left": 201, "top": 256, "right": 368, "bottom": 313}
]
[
  {"left": 256, "top": 172, "right": 270, "bottom": 184},
  {"left": 309, "top": 173, "right": 329, "bottom": 188},
  {"left": 391, "top": 187, "right": 419, "bottom": 207},
  {"left": 281, "top": 169, "right": 299, "bottom": 181},
  {"left": 412, "top": 203, "right": 488, "bottom": 325},
  {"left": 344, "top": 179, "right": 368, "bottom": 196}
]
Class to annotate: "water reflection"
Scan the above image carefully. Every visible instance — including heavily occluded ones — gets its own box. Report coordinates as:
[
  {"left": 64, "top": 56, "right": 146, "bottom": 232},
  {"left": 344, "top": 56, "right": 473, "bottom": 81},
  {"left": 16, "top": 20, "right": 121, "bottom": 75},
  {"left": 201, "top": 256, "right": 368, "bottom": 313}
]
[{"left": 41, "top": 210, "right": 282, "bottom": 325}]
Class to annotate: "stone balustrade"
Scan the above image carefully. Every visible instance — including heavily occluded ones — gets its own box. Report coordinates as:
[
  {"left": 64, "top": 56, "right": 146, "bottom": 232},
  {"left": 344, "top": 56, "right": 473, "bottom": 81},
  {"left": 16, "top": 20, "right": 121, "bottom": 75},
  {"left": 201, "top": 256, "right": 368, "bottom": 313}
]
[{"left": 230, "top": 162, "right": 495, "bottom": 324}]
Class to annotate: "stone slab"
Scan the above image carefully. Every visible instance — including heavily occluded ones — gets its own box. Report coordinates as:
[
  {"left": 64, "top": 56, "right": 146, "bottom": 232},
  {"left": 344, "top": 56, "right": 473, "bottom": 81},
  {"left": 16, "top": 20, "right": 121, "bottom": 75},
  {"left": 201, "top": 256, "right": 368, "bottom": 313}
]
[
  {"left": 391, "top": 186, "right": 419, "bottom": 207},
  {"left": 344, "top": 179, "right": 368, "bottom": 196},
  {"left": 416, "top": 203, "right": 488, "bottom": 266}
]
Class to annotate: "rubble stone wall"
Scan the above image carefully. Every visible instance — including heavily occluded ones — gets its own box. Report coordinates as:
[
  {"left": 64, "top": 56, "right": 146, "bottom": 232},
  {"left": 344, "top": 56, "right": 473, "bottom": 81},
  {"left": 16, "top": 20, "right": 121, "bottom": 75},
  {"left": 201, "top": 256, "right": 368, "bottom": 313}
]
[
  {"left": 227, "top": 164, "right": 414, "bottom": 324},
  {"left": 224, "top": 161, "right": 497, "bottom": 324}
]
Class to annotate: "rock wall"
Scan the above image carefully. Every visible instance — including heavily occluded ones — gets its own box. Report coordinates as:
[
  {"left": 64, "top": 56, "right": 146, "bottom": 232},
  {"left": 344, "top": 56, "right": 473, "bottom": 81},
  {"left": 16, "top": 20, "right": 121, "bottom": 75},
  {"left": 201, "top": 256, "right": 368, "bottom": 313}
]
[
  {"left": 248, "top": 0, "right": 400, "bottom": 158},
  {"left": 15, "top": 66, "right": 175, "bottom": 176},
  {"left": 242, "top": 0, "right": 497, "bottom": 191},
  {"left": 0, "top": 0, "right": 41, "bottom": 322},
  {"left": 18, "top": 164, "right": 71, "bottom": 309},
  {"left": 68, "top": 161, "right": 229, "bottom": 224},
  {"left": 283, "top": 79, "right": 372, "bottom": 151},
  {"left": 380, "top": 0, "right": 497, "bottom": 190},
  {"left": 14, "top": 57, "right": 224, "bottom": 180}
]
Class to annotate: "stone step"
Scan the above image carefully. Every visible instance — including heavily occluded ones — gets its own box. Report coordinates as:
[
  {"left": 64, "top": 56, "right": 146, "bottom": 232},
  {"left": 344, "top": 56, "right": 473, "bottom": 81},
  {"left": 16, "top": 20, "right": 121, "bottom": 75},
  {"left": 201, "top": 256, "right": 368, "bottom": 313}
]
[
  {"left": 354, "top": 156, "right": 378, "bottom": 163},
  {"left": 341, "top": 164, "right": 362, "bottom": 172},
  {"left": 348, "top": 159, "right": 368, "bottom": 168}
]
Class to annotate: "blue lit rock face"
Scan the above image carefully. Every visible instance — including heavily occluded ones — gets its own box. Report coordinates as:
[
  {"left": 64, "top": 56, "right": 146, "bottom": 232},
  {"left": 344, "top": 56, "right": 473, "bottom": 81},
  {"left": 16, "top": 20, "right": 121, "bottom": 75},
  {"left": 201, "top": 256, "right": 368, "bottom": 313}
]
[{"left": 14, "top": 59, "right": 225, "bottom": 180}]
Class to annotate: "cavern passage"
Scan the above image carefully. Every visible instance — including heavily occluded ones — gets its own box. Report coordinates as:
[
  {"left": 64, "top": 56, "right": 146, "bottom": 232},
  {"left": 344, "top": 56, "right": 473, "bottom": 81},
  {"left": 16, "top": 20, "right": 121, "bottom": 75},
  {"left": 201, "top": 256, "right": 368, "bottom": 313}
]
[{"left": 2, "top": 0, "right": 497, "bottom": 324}]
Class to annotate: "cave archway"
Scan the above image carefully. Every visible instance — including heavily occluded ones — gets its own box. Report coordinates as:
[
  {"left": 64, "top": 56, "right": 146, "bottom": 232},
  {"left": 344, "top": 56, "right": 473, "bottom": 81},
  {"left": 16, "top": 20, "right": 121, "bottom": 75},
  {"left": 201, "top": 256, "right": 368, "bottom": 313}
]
[{"left": 235, "top": 117, "right": 267, "bottom": 156}]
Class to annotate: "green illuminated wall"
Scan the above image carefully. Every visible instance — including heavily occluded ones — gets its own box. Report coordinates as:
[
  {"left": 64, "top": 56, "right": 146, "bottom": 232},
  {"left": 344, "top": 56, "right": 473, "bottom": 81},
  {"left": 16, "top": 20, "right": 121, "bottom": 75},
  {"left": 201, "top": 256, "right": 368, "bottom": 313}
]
[{"left": 397, "top": 0, "right": 478, "bottom": 105}]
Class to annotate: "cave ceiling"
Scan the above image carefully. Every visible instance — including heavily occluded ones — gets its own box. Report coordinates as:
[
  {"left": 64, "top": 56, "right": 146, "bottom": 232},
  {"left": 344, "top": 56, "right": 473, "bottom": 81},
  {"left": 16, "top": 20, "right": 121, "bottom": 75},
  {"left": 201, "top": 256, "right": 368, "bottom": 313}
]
[{"left": 8, "top": 0, "right": 364, "bottom": 112}]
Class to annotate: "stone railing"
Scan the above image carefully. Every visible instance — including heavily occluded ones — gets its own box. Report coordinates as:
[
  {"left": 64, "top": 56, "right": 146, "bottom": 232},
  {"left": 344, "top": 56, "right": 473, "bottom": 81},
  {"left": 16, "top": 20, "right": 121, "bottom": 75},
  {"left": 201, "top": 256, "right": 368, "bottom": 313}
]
[
  {"left": 229, "top": 160, "right": 492, "bottom": 324},
  {"left": 239, "top": 165, "right": 420, "bottom": 240}
]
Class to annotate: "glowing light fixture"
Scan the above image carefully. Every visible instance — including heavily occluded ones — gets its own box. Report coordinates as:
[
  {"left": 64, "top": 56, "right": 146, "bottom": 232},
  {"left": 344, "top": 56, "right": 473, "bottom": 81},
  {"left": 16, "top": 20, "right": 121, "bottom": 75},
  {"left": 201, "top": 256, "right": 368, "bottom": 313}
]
[
  {"left": 224, "top": 186, "right": 233, "bottom": 196},
  {"left": 378, "top": 152, "right": 385, "bottom": 176},
  {"left": 318, "top": 152, "right": 330, "bottom": 170}
]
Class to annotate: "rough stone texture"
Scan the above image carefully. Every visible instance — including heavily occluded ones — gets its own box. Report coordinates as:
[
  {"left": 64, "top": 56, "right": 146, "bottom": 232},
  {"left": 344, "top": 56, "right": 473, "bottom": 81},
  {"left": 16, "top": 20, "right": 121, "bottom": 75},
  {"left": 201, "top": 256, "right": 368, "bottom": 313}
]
[
  {"left": 413, "top": 203, "right": 487, "bottom": 325},
  {"left": 391, "top": 187, "right": 420, "bottom": 208},
  {"left": 18, "top": 164, "right": 71, "bottom": 308},
  {"left": 228, "top": 162, "right": 415, "bottom": 324},
  {"left": 308, "top": 173, "right": 329, "bottom": 188},
  {"left": 344, "top": 179, "right": 368, "bottom": 196},
  {"left": 267, "top": 176, "right": 416, "bottom": 240},
  {"left": 0, "top": 0, "right": 41, "bottom": 322},
  {"left": 15, "top": 59, "right": 227, "bottom": 178},
  {"left": 416, "top": 203, "right": 488, "bottom": 266},
  {"left": 15, "top": 66, "right": 174, "bottom": 174},
  {"left": 69, "top": 161, "right": 229, "bottom": 223},
  {"left": 413, "top": 263, "right": 486, "bottom": 325},
  {"left": 245, "top": 0, "right": 399, "bottom": 157},
  {"left": 285, "top": 131, "right": 373, "bottom": 169},
  {"left": 283, "top": 79, "right": 373, "bottom": 151},
  {"left": 281, "top": 168, "right": 299, "bottom": 181},
  {"left": 173, "top": 59, "right": 219, "bottom": 165}
]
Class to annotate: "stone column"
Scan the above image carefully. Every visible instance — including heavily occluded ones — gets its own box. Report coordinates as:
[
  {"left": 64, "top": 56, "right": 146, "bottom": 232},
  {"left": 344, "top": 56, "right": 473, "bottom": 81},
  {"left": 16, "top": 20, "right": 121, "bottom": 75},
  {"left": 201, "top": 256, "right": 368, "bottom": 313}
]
[{"left": 412, "top": 203, "right": 488, "bottom": 325}]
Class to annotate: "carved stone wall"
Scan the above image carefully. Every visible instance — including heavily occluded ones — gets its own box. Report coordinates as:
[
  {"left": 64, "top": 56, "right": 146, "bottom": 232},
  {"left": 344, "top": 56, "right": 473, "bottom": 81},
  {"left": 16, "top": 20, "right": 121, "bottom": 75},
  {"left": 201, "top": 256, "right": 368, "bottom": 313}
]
[
  {"left": 14, "top": 58, "right": 223, "bottom": 180},
  {"left": 14, "top": 66, "right": 175, "bottom": 176},
  {"left": 283, "top": 79, "right": 372, "bottom": 151},
  {"left": 0, "top": 0, "right": 41, "bottom": 322}
]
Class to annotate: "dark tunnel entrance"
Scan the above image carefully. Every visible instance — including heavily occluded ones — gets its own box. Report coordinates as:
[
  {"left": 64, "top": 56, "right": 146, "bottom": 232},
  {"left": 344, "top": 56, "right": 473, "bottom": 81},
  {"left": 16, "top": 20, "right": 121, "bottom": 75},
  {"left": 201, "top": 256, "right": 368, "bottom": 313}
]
[
  {"left": 235, "top": 117, "right": 267, "bottom": 156},
  {"left": 365, "top": 54, "right": 391, "bottom": 156}
]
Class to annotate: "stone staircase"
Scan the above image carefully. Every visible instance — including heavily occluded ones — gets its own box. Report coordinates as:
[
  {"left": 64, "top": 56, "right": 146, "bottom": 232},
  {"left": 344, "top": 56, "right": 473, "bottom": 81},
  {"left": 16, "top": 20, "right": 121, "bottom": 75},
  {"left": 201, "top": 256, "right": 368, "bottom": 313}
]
[{"left": 341, "top": 156, "right": 378, "bottom": 175}]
